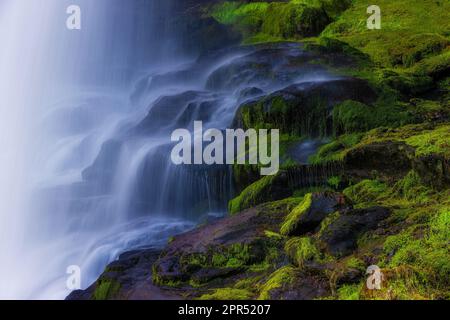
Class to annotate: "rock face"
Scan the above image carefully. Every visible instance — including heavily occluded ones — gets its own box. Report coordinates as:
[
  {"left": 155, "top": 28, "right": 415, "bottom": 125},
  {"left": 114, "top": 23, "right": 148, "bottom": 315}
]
[
  {"left": 319, "top": 206, "right": 391, "bottom": 257},
  {"left": 153, "top": 199, "right": 299, "bottom": 286},
  {"left": 260, "top": 265, "right": 331, "bottom": 300},
  {"left": 234, "top": 78, "right": 377, "bottom": 137},
  {"left": 413, "top": 154, "right": 450, "bottom": 189},
  {"left": 281, "top": 192, "right": 349, "bottom": 237},
  {"left": 229, "top": 171, "right": 294, "bottom": 214},
  {"left": 344, "top": 141, "right": 415, "bottom": 179},
  {"left": 66, "top": 249, "right": 182, "bottom": 300}
]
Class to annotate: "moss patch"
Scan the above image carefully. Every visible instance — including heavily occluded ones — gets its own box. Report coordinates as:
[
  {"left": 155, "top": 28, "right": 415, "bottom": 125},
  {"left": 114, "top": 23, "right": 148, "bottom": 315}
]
[
  {"left": 343, "top": 179, "right": 388, "bottom": 204},
  {"left": 92, "top": 279, "right": 121, "bottom": 300},
  {"left": 284, "top": 236, "right": 327, "bottom": 267},
  {"left": 258, "top": 266, "right": 299, "bottom": 300},
  {"left": 229, "top": 175, "right": 276, "bottom": 214},
  {"left": 198, "top": 288, "right": 253, "bottom": 300},
  {"left": 280, "top": 193, "right": 312, "bottom": 236}
]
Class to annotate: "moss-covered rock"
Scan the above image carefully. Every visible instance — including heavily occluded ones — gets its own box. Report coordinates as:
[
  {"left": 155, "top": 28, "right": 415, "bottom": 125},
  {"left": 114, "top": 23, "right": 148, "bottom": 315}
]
[
  {"left": 318, "top": 206, "right": 391, "bottom": 257},
  {"left": 92, "top": 278, "right": 121, "bottom": 300},
  {"left": 280, "top": 191, "right": 348, "bottom": 236},
  {"left": 344, "top": 141, "right": 416, "bottom": 180},
  {"left": 284, "top": 236, "right": 327, "bottom": 267},
  {"left": 229, "top": 171, "right": 292, "bottom": 215},
  {"left": 343, "top": 179, "right": 388, "bottom": 204},
  {"left": 198, "top": 288, "right": 253, "bottom": 300},
  {"left": 382, "top": 207, "right": 450, "bottom": 296},
  {"left": 258, "top": 264, "right": 331, "bottom": 300},
  {"left": 153, "top": 199, "right": 300, "bottom": 286},
  {"left": 332, "top": 100, "right": 413, "bottom": 135},
  {"left": 209, "top": 1, "right": 335, "bottom": 43},
  {"left": 234, "top": 78, "right": 377, "bottom": 137}
]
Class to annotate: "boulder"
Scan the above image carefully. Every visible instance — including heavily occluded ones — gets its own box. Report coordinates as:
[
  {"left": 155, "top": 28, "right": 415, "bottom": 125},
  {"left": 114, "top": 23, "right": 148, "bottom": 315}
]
[
  {"left": 280, "top": 192, "right": 349, "bottom": 236},
  {"left": 229, "top": 171, "right": 293, "bottom": 214},
  {"left": 234, "top": 78, "right": 377, "bottom": 137},
  {"left": 258, "top": 265, "right": 331, "bottom": 300},
  {"left": 66, "top": 249, "right": 181, "bottom": 300},
  {"left": 344, "top": 141, "right": 415, "bottom": 179},
  {"left": 153, "top": 199, "right": 300, "bottom": 286},
  {"left": 319, "top": 206, "right": 391, "bottom": 257},
  {"left": 133, "top": 90, "right": 222, "bottom": 134}
]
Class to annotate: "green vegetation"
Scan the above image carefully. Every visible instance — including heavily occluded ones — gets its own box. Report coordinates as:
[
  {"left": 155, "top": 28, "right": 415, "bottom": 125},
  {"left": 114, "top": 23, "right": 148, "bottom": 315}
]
[
  {"left": 153, "top": 0, "right": 450, "bottom": 301},
  {"left": 229, "top": 175, "right": 276, "bottom": 214},
  {"left": 209, "top": 1, "right": 337, "bottom": 43},
  {"left": 322, "top": 0, "right": 450, "bottom": 68},
  {"left": 280, "top": 193, "right": 312, "bottom": 236},
  {"left": 198, "top": 288, "right": 253, "bottom": 300},
  {"left": 309, "top": 133, "right": 362, "bottom": 164},
  {"left": 258, "top": 266, "right": 298, "bottom": 300},
  {"left": 358, "top": 123, "right": 450, "bottom": 158},
  {"left": 343, "top": 179, "right": 388, "bottom": 204},
  {"left": 92, "top": 279, "right": 121, "bottom": 300},
  {"left": 284, "top": 236, "right": 327, "bottom": 267},
  {"left": 332, "top": 100, "right": 412, "bottom": 135}
]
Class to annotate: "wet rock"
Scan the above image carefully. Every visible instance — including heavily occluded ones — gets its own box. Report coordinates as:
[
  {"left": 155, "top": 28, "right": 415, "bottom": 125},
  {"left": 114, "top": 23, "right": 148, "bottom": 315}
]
[
  {"left": 153, "top": 200, "right": 297, "bottom": 286},
  {"left": 319, "top": 206, "right": 391, "bottom": 257},
  {"left": 413, "top": 154, "right": 450, "bottom": 189},
  {"left": 259, "top": 265, "right": 331, "bottom": 300},
  {"left": 280, "top": 192, "right": 349, "bottom": 236},
  {"left": 233, "top": 77, "right": 377, "bottom": 137},
  {"left": 229, "top": 171, "right": 294, "bottom": 214},
  {"left": 134, "top": 91, "right": 222, "bottom": 134},
  {"left": 82, "top": 140, "right": 123, "bottom": 190},
  {"left": 206, "top": 59, "right": 274, "bottom": 91},
  {"left": 238, "top": 87, "right": 265, "bottom": 102},
  {"left": 344, "top": 141, "right": 415, "bottom": 179},
  {"left": 67, "top": 249, "right": 182, "bottom": 300},
  {"left": 176, "top": 16, "right": 242, "bottom": 57}
]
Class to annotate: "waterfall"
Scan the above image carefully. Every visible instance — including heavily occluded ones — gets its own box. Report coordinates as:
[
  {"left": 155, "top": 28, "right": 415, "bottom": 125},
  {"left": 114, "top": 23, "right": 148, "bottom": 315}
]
[
  {"left": 0, "top": 1, "right": 333, "bottom": 300},
  {"left": 0, "top": 0, "right": 202, "bottom": 300}
]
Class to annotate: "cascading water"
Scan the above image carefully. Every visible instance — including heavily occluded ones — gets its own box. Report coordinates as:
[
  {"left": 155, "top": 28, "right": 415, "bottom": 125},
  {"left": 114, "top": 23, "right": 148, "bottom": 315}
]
[
  {"left": 0, "top": 0, "right": 200, "bottom": 299},
  {"left": 0, "top": 0, "right": 335, "bottom": 300}
]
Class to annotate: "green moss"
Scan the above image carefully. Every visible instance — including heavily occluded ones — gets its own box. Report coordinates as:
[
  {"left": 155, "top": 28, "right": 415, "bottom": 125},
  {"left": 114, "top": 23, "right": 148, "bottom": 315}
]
[
  {"left": 382, "top": 207, "right": 450, "bottom": 296},
  {"left": 393, "top": 171, "right": 430, "bottom": 204},
  {"left": 229, "top": 175, "right": 276, "bottom": 214},
  {"left": 258, "top": 266, "right": 298, "bottom": 300},
  {"left": 237, "top": 93, "right": 330, "bottom": 138},
  {"left": 198, "top": 288, "right": 253, "bottom": 300},
  {"left": 414, "top": 50, "right": 450, "bottom": 79},
  {"left": 284, "top": 237, "right": 324, "bottom": 267},
  {"left": 92, "top": 279, "right": 121, "bottom": 300},
  {"left": 318, "top": 211, "right": 340, "bottom": 236},
  {"left": 343, "top": 179, "right": 388, "bottom": 204},
  {"left": 332, "top": 100, "right": 373, "bottom": 134},
  {"left": 210, "top": 1, "right": 332, "bottom": 42},
  {"left": 407, "top": 98, "right": 450, "bottom": 123},
  {"left": 332, "top": 99, "right": 413, "bottom": 135},
  {"left": 327, "top": 176, "right": 341, "bottom": 190},
  {"left": 388, "top": 34, "right": 449, "bottom": 68},
  {"left": 264, "top": 230, "right": 283, "bottom": 240},
  {"left": 344, "top": 256, "right": 365, "bottom": 271},
  {"left": 321, "top": 0, "right": 450, "bottom": 69},
  {"left": 356, "top": 123, "right": 450, "bottom": 159},
  {"left": 337, "top": 283, "right": 362, "bottom": 300},
  {"left": 405, "top": 125, "right": 450, "bottom": 158},
  {"left": 309, "top": 133, "right": 362, "bottom": 164},
  {"left": 280, "top": 193, "right": 312, "bottom": 236}
]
